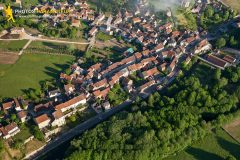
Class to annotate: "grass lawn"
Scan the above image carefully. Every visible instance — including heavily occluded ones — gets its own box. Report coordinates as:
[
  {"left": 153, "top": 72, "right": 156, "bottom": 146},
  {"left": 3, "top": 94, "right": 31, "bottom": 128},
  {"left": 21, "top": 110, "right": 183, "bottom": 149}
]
[
  {"left": 24, "top": 139, "right": 45, "bottom": 155},
  {"left": 222, "top": 0, "right": 240, "bottom": 11},
  {"left": 175, "top": 9, "right": 197, "bottom": 30},
  {"left": 0, "top": 53, "right": 74, "bottom": 98},
  {"left": 96, "top": 32, "right": 113, "bottom": 42},
  {"left": 164, "top": 129, "right": 240, "bottom": 160},
  {"left": 0, "top": 40, "right": 28, "bottom": 51},
  {"left": 14, "top": 125, "right": 32, "bottom": 142}
]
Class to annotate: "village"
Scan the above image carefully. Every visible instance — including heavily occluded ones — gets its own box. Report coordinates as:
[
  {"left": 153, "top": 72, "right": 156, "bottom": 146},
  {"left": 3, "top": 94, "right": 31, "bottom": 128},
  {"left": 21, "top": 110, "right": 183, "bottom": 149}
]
[{"left": 0, "top": 0, "right": 240, "bottom": 158}]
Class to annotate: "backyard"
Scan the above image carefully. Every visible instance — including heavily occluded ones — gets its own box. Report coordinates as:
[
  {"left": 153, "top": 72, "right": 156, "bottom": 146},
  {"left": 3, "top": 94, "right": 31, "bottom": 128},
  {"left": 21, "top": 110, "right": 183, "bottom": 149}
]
[{"left": 0, "top": 53, "right": 75, "bottom": 98}]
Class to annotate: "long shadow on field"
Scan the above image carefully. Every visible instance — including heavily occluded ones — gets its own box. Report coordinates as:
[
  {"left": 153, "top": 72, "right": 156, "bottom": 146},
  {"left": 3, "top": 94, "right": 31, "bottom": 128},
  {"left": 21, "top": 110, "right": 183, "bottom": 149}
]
[
  {"left": 21, "top": 88, "right": 40, "bottom": 101},
  {"left": 44, "top": 66, "right": 60, "bottom": 78},
  {"left": 53, "top": 62, "right": 72, "bottom": 70},
  {"left": 44, "top": 62, "right": 70, "bottom": 77},
  {"left": 217, "top": 136, "right": 240, "bottom": 159},
  {"left": 186, "top": 147, "right": 223, "bottom": 160}
]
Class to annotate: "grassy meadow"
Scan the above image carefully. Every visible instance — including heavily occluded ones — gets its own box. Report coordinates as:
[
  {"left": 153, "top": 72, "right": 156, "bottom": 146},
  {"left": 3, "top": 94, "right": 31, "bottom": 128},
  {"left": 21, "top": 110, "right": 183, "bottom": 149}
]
[
  {"left": 0, "top": 40, "right": 28, "bottom": 51},
  {"left": 165, "top": 129, "right": 240, "bottom": 160},
  {"left": 0, "top": 53, "right": 74, "bottom": 98}
]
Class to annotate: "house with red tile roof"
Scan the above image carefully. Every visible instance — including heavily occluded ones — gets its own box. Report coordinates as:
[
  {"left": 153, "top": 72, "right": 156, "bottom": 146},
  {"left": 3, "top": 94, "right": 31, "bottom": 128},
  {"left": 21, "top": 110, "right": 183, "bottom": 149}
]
[
  {"left": 132, "top": 17, "right": 141, "bottom": 24},
  {"left": 223, "top": 55, "right": 236, "bottom": 64},
  {"left": 142, "top": 49, "right": 150, "bottom": 57},
  {"left": 71, "top": 18, "right": 81, "bottom": 27},
  {"left": 120, "top": 55, "right": 136, "bottom": 65},
  {"left": 160, "top": 50, "right": 175, "bottom": 59},
  {"left": 55, "top": 94, "right": 86, "bottom": 112},
  {"left": 194, "top": 39, "right": 212, "bottom": 54},
  {"left": 14, "top": 98, "right": 22, "bottom": 111},
  {"left": 91, "top": 78, "right": 108, "bottom": 91},
  {"left": 171, "top": 31, "right": 181, "bottom": 39},
  {"left": 17, "top": 110, "right": 28, "bottom": 123},
  {"left": 51, "top": 110, "right": 66, "bottom": 127},
  {"left": 168, "top": 58, "right": 177, "bottom": 72},
  {"left": 64, "top": 84, "right": 75, "bottom": 95},
  {"left": 108, "top": 74, "right": 120, "bottom": 87},
  {"left": 134, "top": 52, "right": 143, "bottom": 60},
  {"left": 127, "top": 63, "right": 141, "bottom": 74},
  {"left": 34, "top": 102, "right": 53, "bottom": 113},
  {"left": 93, "top": 87, "right": 110, "bottom": 99},
  {"left": 2, "top": 101, "right": 13, "bottom": 111},
  {"left": 154, "top": 43, "right": 164, "bottom": 53},
  {"left": 34, "top": 114, "right": 51, "bottom": 129},
  {"left": 0, "top": 123, "right": 20, "bottom": 139},
  {"left": 140, "top": 67, "right": 159, "bottom": 79},
  {"left": 89, "top": 26, "right": 98, "bottom": 36},
  {"left": 206, "top": 55, "right": 228, "bottom": 69},
  {"left": 159, "top": 63, "right": 167, "bottom": 72},
  {"left": 138, "top": 80, "right": 155, "bottom": 92}
]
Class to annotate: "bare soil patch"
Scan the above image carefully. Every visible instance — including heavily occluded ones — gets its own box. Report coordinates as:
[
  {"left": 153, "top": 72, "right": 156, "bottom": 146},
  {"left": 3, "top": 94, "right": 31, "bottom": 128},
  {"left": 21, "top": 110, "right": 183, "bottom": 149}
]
[
  {"left": 221, "top": 0, "right": 240, "bottom": 11},
  {"left": 0, "top": 52, "right": 19, "bottom": 64},
  {"left": 223, "top": 118, "right": 240, "bottom": 143}
]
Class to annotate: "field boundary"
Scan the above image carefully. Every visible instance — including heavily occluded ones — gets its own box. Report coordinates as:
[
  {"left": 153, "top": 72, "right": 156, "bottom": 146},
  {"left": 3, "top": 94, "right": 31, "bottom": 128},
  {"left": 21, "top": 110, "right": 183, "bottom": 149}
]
[{"left": 222, "top": 118, "right": 240, "bottom": 144}]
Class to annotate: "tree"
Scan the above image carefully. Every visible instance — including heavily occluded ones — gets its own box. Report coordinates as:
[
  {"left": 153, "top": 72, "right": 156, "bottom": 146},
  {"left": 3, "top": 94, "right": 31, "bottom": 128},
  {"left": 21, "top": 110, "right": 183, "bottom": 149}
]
[
  {"left": 205, "top": 6, "right": 214, "bottom": 17},
  {"left": 10, "top": 114, "right": 17, "bottom": 122},
  {"left": 68, "top": 44, "right": 76, "bottom": 53},
  {"left": 215, "top": 38, "right": 226, "bottom": 49},
  {"left": 70, "top": 115, "right": 76, "bottom": 122},
  {"left": 229, "top": 36, "right": 237, "bottom": 46},
  {"left": 33, "top": 126, "right": 44, "bottom": 141},
  {"left": 213, "top": 68, "right": 221, "bottom": 80},
  {"left": 12, "top": 139, "right": 23, "bottom": 149},
  {"left": 225, "top": 155, "right": 236, "bottom": 160},
  {"left": 223, "top": 10, "right": 230, "bottom": 21}
]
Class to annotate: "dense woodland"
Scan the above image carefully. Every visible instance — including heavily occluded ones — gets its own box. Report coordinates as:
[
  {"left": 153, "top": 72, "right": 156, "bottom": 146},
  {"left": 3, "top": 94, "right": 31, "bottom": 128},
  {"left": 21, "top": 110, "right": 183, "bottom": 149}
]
[{"left": 64, "top": 60, "right": 240, "bottom": 160}]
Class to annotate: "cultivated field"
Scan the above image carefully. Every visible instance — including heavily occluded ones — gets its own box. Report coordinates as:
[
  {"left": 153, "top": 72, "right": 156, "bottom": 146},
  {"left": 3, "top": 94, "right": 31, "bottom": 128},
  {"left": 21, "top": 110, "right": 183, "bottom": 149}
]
[
  {"left": 224, "top": 118, "right": 240, "bottom": 143},
  {"left": 0, "top": 53, "right": 74, "bottom": 98},
  {"left": 0, "top": 40, "right": 28, "bottom": 51},
  {"left": 0, "top": 52, "right": 19, "bottom": 64},
  {"left": 165, "top": 129, "right": 240, "bottom": 160},
  {"left": 221, "top": 0, "right": 240, "bottom": 11},
  {"left": 27, "top": 41, "right": 88, "bottom": 54}
]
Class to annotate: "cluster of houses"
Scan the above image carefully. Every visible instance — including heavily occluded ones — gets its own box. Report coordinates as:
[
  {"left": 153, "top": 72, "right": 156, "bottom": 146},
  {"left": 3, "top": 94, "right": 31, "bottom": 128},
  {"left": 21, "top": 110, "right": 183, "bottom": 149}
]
[
  {"left": 0, "top": 0, "right": 238, "bottom": 141},
  {"left": 29, "top": 0, "right": 95, "bottom": 28}
]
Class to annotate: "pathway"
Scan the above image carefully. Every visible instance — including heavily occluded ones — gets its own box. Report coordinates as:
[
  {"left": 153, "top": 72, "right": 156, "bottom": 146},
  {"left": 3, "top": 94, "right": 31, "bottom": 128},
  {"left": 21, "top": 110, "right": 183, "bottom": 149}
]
[{"left": 19, "top": 39, "right": 32, "bottom": 55}]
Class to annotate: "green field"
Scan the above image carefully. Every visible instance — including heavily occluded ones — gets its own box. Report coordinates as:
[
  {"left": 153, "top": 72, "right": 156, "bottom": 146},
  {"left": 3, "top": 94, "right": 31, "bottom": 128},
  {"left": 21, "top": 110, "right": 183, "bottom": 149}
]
[
  {"left": 0, "top": 53, "right": 74, "bottom": 98},
  {"left": 165, "top": 129, "right": 240, "bottom": 160},
  {"left": 0, "top": 40, "right": 28, "bottom": 51}
]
